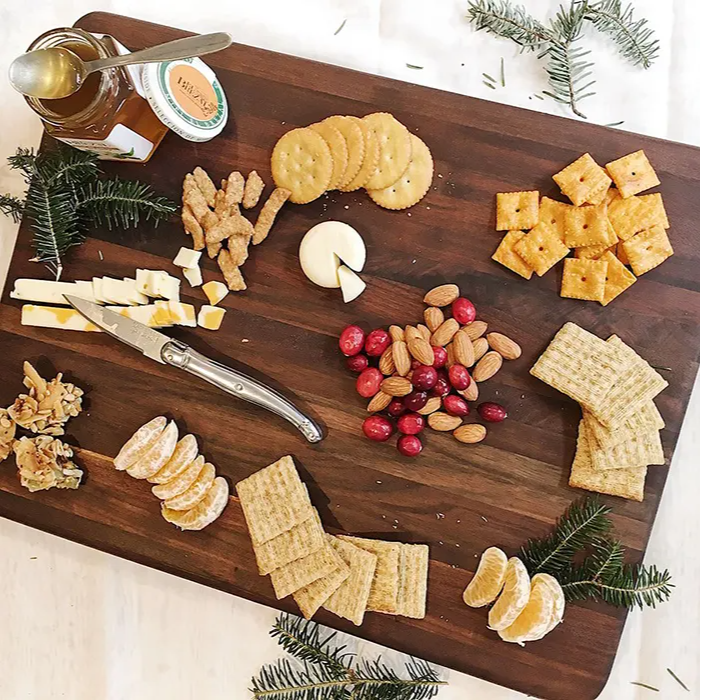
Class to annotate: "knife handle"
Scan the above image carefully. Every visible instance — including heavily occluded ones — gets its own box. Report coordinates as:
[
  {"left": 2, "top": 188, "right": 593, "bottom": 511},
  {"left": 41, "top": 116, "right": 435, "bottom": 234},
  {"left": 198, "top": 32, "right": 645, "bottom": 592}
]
[{"left": 161, "top": 341, "right": 323, "bottom": 443}]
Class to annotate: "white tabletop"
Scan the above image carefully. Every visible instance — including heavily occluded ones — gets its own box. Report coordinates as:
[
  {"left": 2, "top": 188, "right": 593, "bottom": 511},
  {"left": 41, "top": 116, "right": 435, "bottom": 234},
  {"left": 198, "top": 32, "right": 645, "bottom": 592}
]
[{"left": 0, "top": 2, "right": 698, "bottom": 699}]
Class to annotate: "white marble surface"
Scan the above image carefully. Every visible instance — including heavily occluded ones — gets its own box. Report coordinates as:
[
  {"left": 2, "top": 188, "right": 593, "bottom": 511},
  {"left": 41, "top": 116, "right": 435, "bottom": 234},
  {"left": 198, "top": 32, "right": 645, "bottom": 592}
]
[{"left": 0, "top": 2, "right": 698, "bottom": 699}]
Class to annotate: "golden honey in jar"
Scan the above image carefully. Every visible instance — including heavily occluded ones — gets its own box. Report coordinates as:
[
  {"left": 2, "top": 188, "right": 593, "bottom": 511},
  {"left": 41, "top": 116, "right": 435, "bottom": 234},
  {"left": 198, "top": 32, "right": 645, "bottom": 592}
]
[{"left": 23, "top": 28, "right": 228, "bottom": 162}]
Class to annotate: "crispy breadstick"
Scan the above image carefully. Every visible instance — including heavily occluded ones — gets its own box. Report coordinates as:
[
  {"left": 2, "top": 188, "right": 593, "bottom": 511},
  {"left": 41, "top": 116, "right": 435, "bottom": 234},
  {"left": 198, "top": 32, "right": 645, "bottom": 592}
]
[
  {"left": 218, "top": 249, "right": 247, "bottom": 291},
  {"left": 206, "top": 213, "right": 254, "bottom": 244},
  {"left": 192, "top": 167, "right": 217, "bottom": 207},
  {"left": 253, "top": 188, "right": 290, "bottom": 245},
  {"left": 225, "top": 171, "right": 245, "bottom": 207},
  {"left": 228, "top": 234, "right": 250, "bottom": 266},
  {"left": 182, "top": 204, "right": 205, "bottom": 251},
  {"left": 243, "top": 170, "right": 265, "bottom": 209}
]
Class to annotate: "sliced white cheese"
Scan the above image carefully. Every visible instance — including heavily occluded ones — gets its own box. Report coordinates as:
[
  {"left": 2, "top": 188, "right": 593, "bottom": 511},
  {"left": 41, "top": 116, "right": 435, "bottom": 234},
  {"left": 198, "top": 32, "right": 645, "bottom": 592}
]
[
  {"left": 10, "top": 279, "right": 98, "bottom": 305},
  {"left": 167, "top": 301, "right": 196, "bottom": 327},
  {"left": 173, "top": 247, "right": 202, "bottom": 269},
  {"left": 153, "top": 300, "right": 175, "bottom": 327},
  {"left": 202, "top": 280, "right": 228, "bottom": 306},
  {"left": 145, "top": 271, "right": 168, "bottom": 297},
  {"left": 299, "top": 221, "right": 366, "bottom": 288},
  {"left": 21, "top": 305, "right": 101, "bottom": 332},
  {"left": 100, "top": 277, "right": 131, "bottom": 305},
  {"left": 158, "top": 274, "right": 181, "bottom": 301},
  {"left": 122, "top": 278, "right": 149, "bottom": 305},
  {"left": 197, "top": 305, "right": 226, "bottom": 330},
  {"left": 338, "top": 265, "right": 366, "bottom": 303},
  {"left": 92, "top": 277, "right": 106, "bottom": 304},
  {"left": 135, "top": 269, "right": 152, "bottom": 295},
  {"left": 182, "top": 265, "right": 203, "bottom": 287},
  {"left": 106, "top": 304, "right": 173, "bottom": 328}
]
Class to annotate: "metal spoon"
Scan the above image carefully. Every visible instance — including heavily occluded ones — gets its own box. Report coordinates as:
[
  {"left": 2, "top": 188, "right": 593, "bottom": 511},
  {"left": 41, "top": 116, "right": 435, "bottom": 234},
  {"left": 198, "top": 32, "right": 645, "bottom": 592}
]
[{"left": 9, "top": 32, "right": 232, "bottom": 100}]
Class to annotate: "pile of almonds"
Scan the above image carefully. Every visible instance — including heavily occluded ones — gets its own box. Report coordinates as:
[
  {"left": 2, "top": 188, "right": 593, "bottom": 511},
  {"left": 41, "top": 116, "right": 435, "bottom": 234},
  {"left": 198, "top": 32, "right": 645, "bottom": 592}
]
[{"left": 339, "top": 284, "right": 522, "bottom": 457}]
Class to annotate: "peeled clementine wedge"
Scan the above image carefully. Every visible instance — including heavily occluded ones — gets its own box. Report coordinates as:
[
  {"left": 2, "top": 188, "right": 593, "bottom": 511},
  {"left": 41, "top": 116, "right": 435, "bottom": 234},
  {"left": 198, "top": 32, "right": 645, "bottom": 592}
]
[
  {"left": 463, "top": 547, "right": 508, "bottom": 608},
  {"left": 126, "top": 421, "right": 178, "bottom": 479},
  {"left": 162, "top": 476, "right": 229, "bottom": 531},
  {"left": 529, "top": 573, "right": 565, "bottom": 639},
  {"left": 498, "top": 578, "right": 555, "bottom": 644},
  {"left": 148, "top": 434, "right": 198, "bottom": 484},
  {"left": 151, "top": 455, "right": 204, "bottom": 501},
  {"left": 113, "top": 416, "right": 166, "bottom": 471},
  {"left": 163, "top": 462, "right": 215, "bottom": 511},
  {"left": 487, "top": 557, "right": 530, "bottom": 631}
]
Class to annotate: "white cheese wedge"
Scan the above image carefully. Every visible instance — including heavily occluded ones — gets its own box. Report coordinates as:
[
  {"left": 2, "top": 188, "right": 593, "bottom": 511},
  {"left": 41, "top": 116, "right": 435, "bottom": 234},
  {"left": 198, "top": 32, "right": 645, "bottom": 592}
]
[
  {"left": 173, "top": 247, "right": 202, "bottom": 269},
  {"left": 21, "top": 305, "right": 101, "bottom": 332},
  {"left": 92, "top": 277, "right": 107, "bottom": 304},
  {"left": 197, "top": 305, "right": 226, "bottom": 330},
  {"left": 183, "top": 265, "right": 203, "bottom": 287},
  {"left": 299, "top": 221, "right": 366, "bottom": 288},
  {"left": 167, "top": 301, "right": 197, "bottom": 327},
  {"left": 10, "top": 279, "right": 98, "bottom": 305},
  {"left": 338, "top": 265, "right": 366, "bottom": 303},
  {"left": 158, "top": 274, "right": 181, "bottom": 301},
  {"left": 202, "top": 280, "right": 228, "bottom": 306},
  {"left": 135, "top": 269, "right": 152, "bottom": 295}
]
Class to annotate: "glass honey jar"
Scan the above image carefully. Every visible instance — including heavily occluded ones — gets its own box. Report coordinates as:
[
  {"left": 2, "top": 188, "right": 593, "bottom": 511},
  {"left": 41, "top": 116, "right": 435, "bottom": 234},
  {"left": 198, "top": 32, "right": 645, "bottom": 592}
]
[{"left": 23, "top": 28, "right": 228, "bottom": 163}]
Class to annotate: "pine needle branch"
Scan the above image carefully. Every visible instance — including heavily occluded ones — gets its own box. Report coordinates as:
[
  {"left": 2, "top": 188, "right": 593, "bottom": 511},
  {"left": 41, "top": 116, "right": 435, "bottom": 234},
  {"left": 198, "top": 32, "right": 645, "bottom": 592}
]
[
  {"left": 36, "top": 144, "right": 100, "bottom": 186},
  {"left": 0, "top": 193, "right": 24, "bottom": 223},
  {"left": 250, "top": 657, "right": 351, "bottom": 700},
  {"left": 585, "top": 0, "right": 659, "bottom": 68},
  {"left": 467, "top": 0, "right": 553, "bottom": 51},
  {"left": 353, "top": 658, "right": 445, "bottom": 699},
  {"left": 8, "top": 147, "right": 38, "bottom": 181}
]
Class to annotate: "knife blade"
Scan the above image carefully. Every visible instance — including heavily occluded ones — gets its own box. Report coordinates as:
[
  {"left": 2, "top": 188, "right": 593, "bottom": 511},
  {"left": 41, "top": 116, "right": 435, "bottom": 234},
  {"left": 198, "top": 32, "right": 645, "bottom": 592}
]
[{"left": 65, "top": 296, "right": 323, "bottom": 443}]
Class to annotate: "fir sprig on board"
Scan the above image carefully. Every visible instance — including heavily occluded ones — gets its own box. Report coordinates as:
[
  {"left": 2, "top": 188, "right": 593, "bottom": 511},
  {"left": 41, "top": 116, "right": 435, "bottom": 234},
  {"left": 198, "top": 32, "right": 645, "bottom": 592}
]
[
  {"left": 0, "top": 144, "right": 176, "bottom": 280},
  {"left": 466, "top": 0, "right": 659, "bottom": 119},
  {"left": 521, "top": 497, "right": 673, "bottom": 609},
  {"left": 251, "top": 614, "right": 446, "bottom": 700}
]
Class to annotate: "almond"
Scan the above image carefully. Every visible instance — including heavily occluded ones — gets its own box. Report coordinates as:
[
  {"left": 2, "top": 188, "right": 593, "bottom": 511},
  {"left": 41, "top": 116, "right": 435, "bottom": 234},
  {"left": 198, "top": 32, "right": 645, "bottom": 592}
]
[
  {"left": 472, "top": 337, "right": 489, "bottom": 363},
  {"left": 424, "top": 283, "right": 460, "bottom": 307},
  {"left": 459, "top": 381, "right": 479, "bottom": 402},
  {"left": 428, "top": 412, "right": 463, "bottom": 431},
  {"left": 367, "top": 391, "right": 392, "bottom": 412},
  {"left": 407, "top": 338, "right": 434, "bottom": 365},
  {"left": 392, "top": 340, "right": 411, "bottom": 376},
  {"left": 405, "top": 326, "right": 423, "bottom": 343},
  {"left": 445, "top": 342, "right": 457, "bottom": 368},
  {"left": 463, "top": 320, "right": 488, "bottom": 341},
  {"left": 487, "top": 332, "right": 522, "bottom": 360},
  {"left": 380, "top": 376, "right": 413, "bottom": 397},
  {"left": 389, "top": 325, "right": 405, "bottom": 342},
  {"left": 417, "top": 324, "right": 431, "bottom": 342},
  {"left": 417, "top": 396, "right": 442, "bottom": 415},
  {"left": 453, "top": 424, "right": 487, "bottom": 444},
  {"left": 453, "top": 329, "right": 475, "bottom": 367},
  {"left": 430, "top": 318, "right": 460, "bottom": 347},
  {"left": 472, "top": 351, "right": 503, "bottom": 382},
  {"left": 379, "top": 346, "right": 396, "bottom": 375},
  {"left": 423, "top": 306, "right": 444, "bottom": 332}
]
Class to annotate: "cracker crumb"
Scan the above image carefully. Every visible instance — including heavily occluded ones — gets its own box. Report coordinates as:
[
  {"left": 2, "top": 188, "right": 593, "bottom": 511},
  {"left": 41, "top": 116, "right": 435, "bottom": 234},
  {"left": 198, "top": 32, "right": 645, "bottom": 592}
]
[
  {"left": 344, "top": 205, "right": 349, "bottom": 210},
  {"left": 455, "top": 543, "right": 460, "bottom": 547},
  {"left": 382, "top": 515, "right": 386, "bottom": 519},
  {"left": 481, "top": 516, "right": 488, "bottom": 522},
  {"left": 392, "top": 524, "right": 398, "bottom": 529},
  {"left": 436, "top": 513, "right": 445, "bottom": 519},
  {"left": 438, "top": 174, "right": 443, "bottom": 179},
  {"left": 456, "top": 519, "right": 461, "bottom": 523},
  {"left": 407, "top": 212, "right": 411, "bottom": 217},
  {"left": 439, "top": 541, "right": 444, "bottom": 545},
  {"left": 242, "top": 338, "right": 249, "bottom": 343},
  {"left": 98, "top": 250, "right": 104, "bottom": 260},
  {"left": 376, "top": 480, "right": 382, "bottom": 484}
]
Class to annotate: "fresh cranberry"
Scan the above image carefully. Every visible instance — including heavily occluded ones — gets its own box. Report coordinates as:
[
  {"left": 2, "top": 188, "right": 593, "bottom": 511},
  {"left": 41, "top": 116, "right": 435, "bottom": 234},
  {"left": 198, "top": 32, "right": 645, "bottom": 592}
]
[
  {"left": 411, "top": 359, "right": 423, "bottom": 370},
  {"left": 478, "top": 402, "right": 508, "bottom": 422},
  {"left": 403, "top": 390, "right": 428, "bottom": 412},
  {"left": 387, "top": 398, "right": 407, "bottom": 417},
  {"left": 448, "top": 364, "right": 471, "bottom": 390},
  {"left": 362, "top": 415, "right": 394, "bottom": 442},
  {"left": 365, "top": 329, "right": 391, "bottom": 357},
  {"left": 397, "top": 413, "right": 425, "bottom": 435},
  {"left": 356, "top": 367, "right": 383, "bottom": 398},
  {"left": 431, "top": 371, "right": 451, "bottom": 397},
  {"left": 397, "top": 434, "right": 423, "bottom": 457},
  {"left": 411, "top": 365, "right": 438, "bottom": 391},
  {"left": 452, "top": 298, "right": 476, "bottom": 325},
  {"left": 339, "top": 325, "right": 365, "bottom": 356},
  {"left": 443, "top": 394, "right": 470, "bottom": 417},
  {"left": 432, "top": 346, "right": 448, "bottom": 368},
  {"left": 346, "top": 354, "right": 369, "bottom": 373}
]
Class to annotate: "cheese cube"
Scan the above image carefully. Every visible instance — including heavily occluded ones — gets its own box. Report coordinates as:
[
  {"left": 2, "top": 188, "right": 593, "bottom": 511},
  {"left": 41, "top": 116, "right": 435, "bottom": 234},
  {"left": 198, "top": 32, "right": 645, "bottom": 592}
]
[
  {"left": 122, "top": 278, "right": 149, "bottom": 305},
  {"left": 202, "top": 280, "right": 229, "bottom": 306},
  {"left": 145, "top": 271, "right": 168, "bottom": 297},
  {"left": 152, "top": 300, "right": 175, "bottom": 327},
  {"left": 183, "top": 265, "right": 203, "bottom": 287},
  {"left": 21, "top": 305, "right": 101, "bottom": 332},
  {"left": 173, "top": 247, "right": 202, "bottom": 269},
  {"left": 158, "top": 274, "right": 181, "bottom": 301},
  {"left": 167, "top": 301, "right": 197, "bottom": 327},
  {"left": 197, "top": 305, "right": 226, "bottom": 330},
  {"left": 135, "top": 269, "right": 152, "bottom": 295}
]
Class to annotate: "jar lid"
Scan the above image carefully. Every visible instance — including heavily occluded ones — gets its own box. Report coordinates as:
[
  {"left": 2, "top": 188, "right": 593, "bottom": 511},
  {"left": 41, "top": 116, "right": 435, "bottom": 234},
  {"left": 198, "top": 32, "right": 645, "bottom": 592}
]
[{"left": 142, "top": 57, "right": 227, "bottom": 142}]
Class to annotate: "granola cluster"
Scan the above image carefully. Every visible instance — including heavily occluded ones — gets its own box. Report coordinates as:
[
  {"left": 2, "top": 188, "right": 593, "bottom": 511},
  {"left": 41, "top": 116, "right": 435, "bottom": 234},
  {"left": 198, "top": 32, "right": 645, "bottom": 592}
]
[
  {"left": 0, "top": 409, "right": 16, "bottom": 463},
  {"left": 13, "top": 435, "right": 83, "bottom": 492}
]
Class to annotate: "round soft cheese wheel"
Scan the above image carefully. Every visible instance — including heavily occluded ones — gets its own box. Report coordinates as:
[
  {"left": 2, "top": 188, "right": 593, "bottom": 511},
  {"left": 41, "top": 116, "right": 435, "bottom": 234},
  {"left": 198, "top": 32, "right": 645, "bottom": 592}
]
[{"left": 299, "top": 221, "right": 366, "bottom": 288}]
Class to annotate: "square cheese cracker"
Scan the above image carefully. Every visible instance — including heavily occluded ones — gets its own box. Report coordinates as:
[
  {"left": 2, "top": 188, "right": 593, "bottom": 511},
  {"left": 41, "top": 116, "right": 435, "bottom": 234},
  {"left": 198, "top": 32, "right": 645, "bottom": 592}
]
[
  {"left": 608, "top": 193, "right": 669, "bottom": 241},
  {"left": 599, "top": 251, "right": 636, "bottom": 306},
  {"left": 538, "top": 196, "right": 572, "bottom": 242},
  {"left": 553, "top": 153, "right": 612, "bottom": 207},
  {"left": 513, "top": 223, "right": 570, "bottom": 277},
  {"left": 560, "top": 258, "right": 608, "bottom": 303},
  {"left": 495, "top": 191, "right": 539, "bottom": 231},
  {"left": 622, "top": 225, "right": 674, "bottom": 276},
  {"left": 605, "top": 150, "right": 660, "bottom": 198},
  {"left": 492, "top": 231, "right": 534, "bottom": 280}
]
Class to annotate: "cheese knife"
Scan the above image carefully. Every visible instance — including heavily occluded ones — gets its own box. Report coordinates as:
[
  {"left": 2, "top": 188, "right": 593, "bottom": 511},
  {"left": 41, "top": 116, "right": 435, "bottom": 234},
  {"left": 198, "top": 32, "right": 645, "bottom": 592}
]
[{"left": 65, "top": 295, "right": 323, "bottom": 443}]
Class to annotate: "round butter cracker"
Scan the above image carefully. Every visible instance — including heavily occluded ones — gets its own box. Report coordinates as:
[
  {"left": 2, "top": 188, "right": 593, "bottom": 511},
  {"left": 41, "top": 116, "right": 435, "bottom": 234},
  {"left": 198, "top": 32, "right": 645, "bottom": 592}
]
[
  {"left": 367, "top": 134, "right": 433, "bottom": 210},
  {"left": 323, "top": 115, "right": 365, "bottom": 189},
  {"left": 362, "top": 112, "right": 411, "bottom": 190},
  {"left": 340, "top": 116, "right": 380, "bottom": 192},
  {"left": 271, "top": 127, "right": 333, "bottom": 204},
  {"left": 309, "top": 120, "right": 349, "bottom": 190}
]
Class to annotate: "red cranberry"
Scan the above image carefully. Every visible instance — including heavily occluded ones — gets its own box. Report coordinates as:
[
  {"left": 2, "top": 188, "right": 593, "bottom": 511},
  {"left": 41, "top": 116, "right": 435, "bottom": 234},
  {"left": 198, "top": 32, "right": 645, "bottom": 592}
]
[
  {"left": 452, "top": 298, "right": 476, "bottom": 325},
  {"left": 403, "top": 390, "right": 428, "bottom": 412},
  {"left": 387, "top": 398, "right": 407, "bottom": 417},
  {"left": 339, "top": 324, "right": 365, "bottom": 356},
  {"left": 443, "top": 394, "right": 470, "bottom": 417},
  {"left": 365, "top": 329, "right": 391, "bottom": 357},
  {"left": 478, "top": 402, "right": 508, "bottom": 422},
  {"left": 448, "top": 364, "right": 471, "bottom": 390},
  {"left": 431, "top": 371, "right": 451, "bottom": 397},
  {"left": 397, "top": 434, "right": 423, "bottom": 457},
  {"left": 432, "top": 346, "right": 448, "bottom": 368},
  {"left": 411, "top": 365, "right": 438, "bottom": 391},
  {"left": 362, "top": 415, "right": 394, "bottom": 442},
  {"left": 356, "top": 368, "right": 383, "bottom": 398},
  {"left": 411, "top": 359, "right": 423, "bottom": 369},
  {"left": 397, "top": 412, "right": 425, "bottom": 435},
  {"left": 346, "top": 354, "right": 368, "bottom": 373}
]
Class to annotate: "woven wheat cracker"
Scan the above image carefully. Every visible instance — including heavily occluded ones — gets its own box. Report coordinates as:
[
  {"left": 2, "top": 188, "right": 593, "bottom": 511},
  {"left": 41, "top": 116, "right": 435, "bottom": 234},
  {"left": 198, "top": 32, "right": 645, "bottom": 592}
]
[
  {"left": 396, "top": 543, "right": 429, "bottom": 619},
  {"left": 362, "top": 112, "right": 411, "bottom": 190},
  {"left": 584, "top": 401, "right": 664, "bottom": 451},
  {"left": 495, "top": 190, "right": 539, "bottom": 231},
  {"left": 560, "top": 258, "right": 608, "bottom": 303},
  {"left": 605, "top": 150, "right": 659, "bottom": 198},
  {"left": 588, "top": 422, "right": 664, "bottom": 471},
  {"left": 293, "top": 564, "right": 350, "bottom": 620},
  {"left": 492, "top": 231, "right": 534, "bottom": 279}
]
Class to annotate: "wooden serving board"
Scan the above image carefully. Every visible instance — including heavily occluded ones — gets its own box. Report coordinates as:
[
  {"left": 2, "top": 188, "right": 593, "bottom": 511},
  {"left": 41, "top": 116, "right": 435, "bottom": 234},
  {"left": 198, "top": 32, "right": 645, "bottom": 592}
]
[{"left": 1, "top": 12, "right": 698, "bottom": 699}]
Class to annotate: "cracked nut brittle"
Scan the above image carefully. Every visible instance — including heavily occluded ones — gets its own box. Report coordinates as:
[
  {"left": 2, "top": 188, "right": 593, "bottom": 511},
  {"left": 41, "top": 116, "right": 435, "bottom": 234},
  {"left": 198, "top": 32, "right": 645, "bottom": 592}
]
[
  {"left": 8, "top": 361, "right": 83, "bottom": 436},
  {"left": 13, "top": 435, "right": 83, "bottom": 492},
  {"left": 0, "top": 409, "right": 16, "bottom": 462}
]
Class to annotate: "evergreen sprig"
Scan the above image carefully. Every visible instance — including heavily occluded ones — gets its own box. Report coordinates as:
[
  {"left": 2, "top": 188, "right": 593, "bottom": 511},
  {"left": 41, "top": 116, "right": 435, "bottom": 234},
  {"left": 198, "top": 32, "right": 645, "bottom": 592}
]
[
  {"left": 251, "top": 614, "right": 446, "bottom": 700},
  {"left": 1, "top": 144, "right": 176, "bottom": 280},
  {"left": 466, "top": 0, "right": 659, "bottom": 119}
]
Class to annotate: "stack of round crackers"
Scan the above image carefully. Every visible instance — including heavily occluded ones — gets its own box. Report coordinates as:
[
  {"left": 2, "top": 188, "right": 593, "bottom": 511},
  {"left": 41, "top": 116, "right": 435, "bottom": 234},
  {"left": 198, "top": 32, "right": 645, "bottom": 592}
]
[{"left": 271, "top": 112, "right": 433, "bottom": 210}]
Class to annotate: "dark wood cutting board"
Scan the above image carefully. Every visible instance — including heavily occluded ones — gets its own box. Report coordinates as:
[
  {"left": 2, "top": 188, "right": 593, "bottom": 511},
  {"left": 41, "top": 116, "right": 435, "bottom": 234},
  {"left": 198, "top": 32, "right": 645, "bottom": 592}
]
[{"left": 1, "top": 12, "right": 698, "bottom": 699}]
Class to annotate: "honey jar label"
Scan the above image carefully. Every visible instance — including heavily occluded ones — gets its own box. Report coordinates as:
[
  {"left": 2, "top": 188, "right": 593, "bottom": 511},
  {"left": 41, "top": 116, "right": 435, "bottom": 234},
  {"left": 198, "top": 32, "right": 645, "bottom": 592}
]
[{"left": 56, "top": 123, "right": 155, "bottom": 162}]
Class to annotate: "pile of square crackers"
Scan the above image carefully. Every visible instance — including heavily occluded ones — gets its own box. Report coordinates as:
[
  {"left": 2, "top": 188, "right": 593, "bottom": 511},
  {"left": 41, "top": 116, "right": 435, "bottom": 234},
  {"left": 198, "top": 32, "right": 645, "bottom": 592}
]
[
  {"left": 492, "top": 150, "right": 673, "bottom": 306},
  {"left": 235, "top": 456, "right": 429, "bottom": 625},
  {"left": 181, "top": 167, "right": 291, "bottom": 291},
  {"left": 531, "top": 323, "right": 668, "bottom": 502}
]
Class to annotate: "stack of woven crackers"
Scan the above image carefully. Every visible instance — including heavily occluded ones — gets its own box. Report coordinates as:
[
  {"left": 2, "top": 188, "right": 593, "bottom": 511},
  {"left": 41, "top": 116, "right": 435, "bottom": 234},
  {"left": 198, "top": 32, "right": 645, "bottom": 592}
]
[
  {"left": 235, "top": 456, "right": 429, "bottom": 625},
  {"left": 271, "top": 112, "right": 433, "bottom": 210},
  {"left": 531, "top": 323, "right": 668, "bottom": 502},
  {"left": 492, "top": 150, "right": 672, "bottom": 306},
  {"left": 181, "top": 167, "right": 290, "bottom": 291}
]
